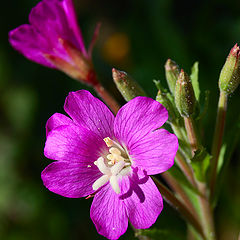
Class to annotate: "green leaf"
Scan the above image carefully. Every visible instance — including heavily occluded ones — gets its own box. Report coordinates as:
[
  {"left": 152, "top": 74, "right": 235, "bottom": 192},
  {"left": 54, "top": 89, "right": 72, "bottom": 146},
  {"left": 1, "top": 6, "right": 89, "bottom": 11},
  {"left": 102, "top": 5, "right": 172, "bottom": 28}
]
[
  {"left": 153, "top": 79, "right": 168, "bottom": 93},
  {"left": 190, "top": 62, "right": 200, "bottom": 101},
  {"left": 137, "top": 228, "right": 185, "bottom": 240},
  {"left": 191, "top": 148, "right": 211, "bottom": 182}
]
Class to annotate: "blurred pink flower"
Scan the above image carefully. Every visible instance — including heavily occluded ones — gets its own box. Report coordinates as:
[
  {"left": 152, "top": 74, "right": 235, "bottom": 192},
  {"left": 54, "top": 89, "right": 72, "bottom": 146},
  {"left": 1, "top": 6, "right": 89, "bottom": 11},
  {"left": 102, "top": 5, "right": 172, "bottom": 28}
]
[{"left": 9, "top": 0, "right": 100, "bottom": 85}]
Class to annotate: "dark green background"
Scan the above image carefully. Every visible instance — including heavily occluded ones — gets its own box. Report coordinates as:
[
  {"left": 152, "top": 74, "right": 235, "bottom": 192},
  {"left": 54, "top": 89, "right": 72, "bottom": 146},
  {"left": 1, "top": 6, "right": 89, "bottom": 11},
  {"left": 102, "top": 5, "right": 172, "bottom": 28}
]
[{"left": 1, "top": 0, "right": 240, "bottom": 239}]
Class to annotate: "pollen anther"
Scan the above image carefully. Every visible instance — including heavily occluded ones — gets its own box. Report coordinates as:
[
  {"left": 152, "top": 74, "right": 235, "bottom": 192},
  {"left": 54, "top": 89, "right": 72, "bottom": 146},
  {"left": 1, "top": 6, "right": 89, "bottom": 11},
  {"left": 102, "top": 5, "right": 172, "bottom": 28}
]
[{"left": 104, "top": 137, "right": 113, "bottom": 147}]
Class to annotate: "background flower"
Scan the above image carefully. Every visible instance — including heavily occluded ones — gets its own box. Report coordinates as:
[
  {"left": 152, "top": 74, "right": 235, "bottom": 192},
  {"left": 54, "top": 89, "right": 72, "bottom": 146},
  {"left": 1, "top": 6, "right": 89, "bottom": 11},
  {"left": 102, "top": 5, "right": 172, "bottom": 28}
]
[{"left": 9, "top": 0, "right": 99, "bottom": 85}]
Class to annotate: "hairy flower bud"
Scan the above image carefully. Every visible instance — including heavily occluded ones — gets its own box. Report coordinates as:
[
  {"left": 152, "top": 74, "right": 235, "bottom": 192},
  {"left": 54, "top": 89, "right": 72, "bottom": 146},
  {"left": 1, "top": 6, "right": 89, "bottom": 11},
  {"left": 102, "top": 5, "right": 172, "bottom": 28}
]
[
  {"left": 112, "top": 68, "right": 146, "bottom": 101},
  {"left": 165, "top": 59, "right": 180, "bottom": 95},
  {"left": 219, "top": 43, "right": 240, "bottom": 94},
  {"left": 175, "top": 69, "right": 196, "bottom": 117}
]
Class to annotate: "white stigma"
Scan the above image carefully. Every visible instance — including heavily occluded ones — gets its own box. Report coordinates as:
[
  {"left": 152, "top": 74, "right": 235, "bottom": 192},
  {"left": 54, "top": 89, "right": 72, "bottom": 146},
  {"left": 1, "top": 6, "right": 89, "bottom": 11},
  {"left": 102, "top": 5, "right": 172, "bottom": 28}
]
[{"left": 92, "top": 137, "right": 132, "bottom": 194}]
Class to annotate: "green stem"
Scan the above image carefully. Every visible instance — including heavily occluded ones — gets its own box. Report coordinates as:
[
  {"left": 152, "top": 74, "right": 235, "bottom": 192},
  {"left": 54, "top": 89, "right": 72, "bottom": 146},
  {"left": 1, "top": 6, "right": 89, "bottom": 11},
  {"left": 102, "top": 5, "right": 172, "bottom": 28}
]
[
  {"left": 197, "top": 182, "right": 216, "bottom": 240},
  {"left": 152, "top": 177, "right": 205, "bottom": 239},
  {"left": 184, "top": 116, "right": 201, "bottom": 155},
  {"left": 132, "top": 225, "right": 151, "bottom": 240},
  {"left": 175, "top": 151, "right": 198, "bottom": 188},
  {"left": 209, "top": 91, "right": 228, "bottom": 201},
  {"left": 94, "top": 83, "right": 120, "bottom": 114},
  {"left": 162, "top": 172, "right": 198, "bottom": 220},
  {"left": 184, "top": 116, "right": 216, "bottom": 240},
  {"left": 171, "top": 122, "right": 189, "bottom": 143}
]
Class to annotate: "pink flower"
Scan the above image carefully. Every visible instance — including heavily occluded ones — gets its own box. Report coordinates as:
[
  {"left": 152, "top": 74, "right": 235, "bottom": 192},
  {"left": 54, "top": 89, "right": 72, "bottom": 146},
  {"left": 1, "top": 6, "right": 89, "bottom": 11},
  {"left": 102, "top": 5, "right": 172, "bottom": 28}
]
[
  {"left": 9, "top": 0, "right": 99, "bottom": 85},
  {"left": 42, "top": 90, "right": 178, "bottom": 239}
]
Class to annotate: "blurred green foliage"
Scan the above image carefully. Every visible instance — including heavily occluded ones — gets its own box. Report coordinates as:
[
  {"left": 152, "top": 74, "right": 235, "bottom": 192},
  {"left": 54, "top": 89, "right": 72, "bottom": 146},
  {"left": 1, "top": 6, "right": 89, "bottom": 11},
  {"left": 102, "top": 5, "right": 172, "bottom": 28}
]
[{"left": 1, "top": 0, "right": 240, "bottom": 239}]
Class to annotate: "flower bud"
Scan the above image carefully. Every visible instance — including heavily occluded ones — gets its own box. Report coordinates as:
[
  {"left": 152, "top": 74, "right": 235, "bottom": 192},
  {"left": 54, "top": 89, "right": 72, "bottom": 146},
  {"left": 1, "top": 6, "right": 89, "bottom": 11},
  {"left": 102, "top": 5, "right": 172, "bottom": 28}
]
[
  {"left": 175, "top": 69, "right": 196, "bottom": 117},
  {"left": 219, "top": 43, "right": 240, "bottom": 94},
  {"left": 44, "top": 38, "right": 98, "bottom": 86},
  {"left": 165, "top": 59, "right": 180, "bottom": 95},
  {"left": 112, "top": 68, "right": 146, "bottom": 101}
]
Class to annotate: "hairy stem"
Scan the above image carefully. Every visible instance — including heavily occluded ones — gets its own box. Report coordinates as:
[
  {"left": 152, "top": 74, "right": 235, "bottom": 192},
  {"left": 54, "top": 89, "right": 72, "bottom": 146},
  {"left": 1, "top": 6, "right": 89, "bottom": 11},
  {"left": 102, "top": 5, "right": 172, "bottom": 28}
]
[{"left": 209, "top": 91, "right": 228, "bottom": 202}]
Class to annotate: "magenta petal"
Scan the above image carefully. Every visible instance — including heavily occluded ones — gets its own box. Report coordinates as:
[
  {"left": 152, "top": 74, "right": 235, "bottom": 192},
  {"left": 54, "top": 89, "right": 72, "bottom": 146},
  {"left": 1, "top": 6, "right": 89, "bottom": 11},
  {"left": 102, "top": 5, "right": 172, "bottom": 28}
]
[
  {"left": 114, "top": 96, "right": 168, "bottom": 150},
  {"left": 62, "top": 0, "right": 87, "bottom": 55},
  {"left": 90, "top": 184, "right": 128, "bottom": 240},
  {"left": 64, "top": 90, "right": 115, "bottom": 139},
  {"left": 41, "top": 161, "right": 101, "bottom": 198},
  {"left": 130, "top": 129, "right": 178, "bottom": 175},
  {"left": 9, "top": 24, "right": 54, "bottom": 67},
  {"left": 46, "top": 113, "right": 73, "bottom": 136},
  {"left": 29, "top": 0, "right": 86, "bottom": 56},
  {"left": 44, "top": 124, "right": 107, "bottom": 163},
  {"left": 120, "top": 171, "right": 163, "bottom": 229}
]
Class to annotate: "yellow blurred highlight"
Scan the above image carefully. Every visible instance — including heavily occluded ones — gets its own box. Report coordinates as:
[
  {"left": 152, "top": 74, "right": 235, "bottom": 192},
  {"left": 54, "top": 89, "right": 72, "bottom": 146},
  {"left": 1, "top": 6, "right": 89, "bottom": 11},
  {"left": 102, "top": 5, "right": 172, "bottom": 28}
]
[{"left": 102, "top": 33, "right": 130, "bottom": 63}]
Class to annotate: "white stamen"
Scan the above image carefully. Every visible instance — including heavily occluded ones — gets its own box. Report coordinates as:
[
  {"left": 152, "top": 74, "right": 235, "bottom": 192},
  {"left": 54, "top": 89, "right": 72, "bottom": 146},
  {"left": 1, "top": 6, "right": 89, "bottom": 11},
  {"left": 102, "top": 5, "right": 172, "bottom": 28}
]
[
  {"left": 92, "top": 137, "right": 133, "bottom": 194},
  {"left": 107, "top": 154, "right": 115, "bottom": 161},
  {"left": 111, "top": 161, "right": 125, "bottom": 175},
  {"left": 110, "top": 175, "right": 120, "bottom": 194},
  {"left": 119, "top": 167, "right": 131, "bottom": 176},
  {"left": 109, "top": 147, "right": 121, "bottom": 156},
  {"left": 95, "top": 157, "right": 111, "bottom": 175},
  {"left": 114, "top": 155, "right": 124, "bottom": 162},
  {"left": 92, "top": 175, "right": 110, "bottom": 191}
]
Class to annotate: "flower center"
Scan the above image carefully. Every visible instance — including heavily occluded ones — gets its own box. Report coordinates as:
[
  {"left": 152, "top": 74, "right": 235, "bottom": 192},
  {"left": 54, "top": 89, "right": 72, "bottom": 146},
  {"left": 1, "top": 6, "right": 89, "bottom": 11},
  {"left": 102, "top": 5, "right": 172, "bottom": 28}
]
[{"left": 92, "top": 137, "right": 132, "bottom": 194}]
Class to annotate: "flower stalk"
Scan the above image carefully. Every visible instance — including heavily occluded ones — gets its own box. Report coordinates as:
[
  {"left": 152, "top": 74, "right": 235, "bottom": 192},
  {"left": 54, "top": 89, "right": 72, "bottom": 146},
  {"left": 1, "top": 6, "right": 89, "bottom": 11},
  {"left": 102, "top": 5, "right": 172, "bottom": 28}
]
[
  {"left": 184, "top": 116, "right": 201, "bottom": 155},
  {"left": 209, "top": 91, "right": 228, "bottom": 201},
  {"left": 175, "top": 151, "right": 197, "bottom": 188},
  {"left": 197, "top": 182, "right": 216, "bottom": 240},
  {"left": 94, "top": 83, "right": 120, "bottom": 114}
]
